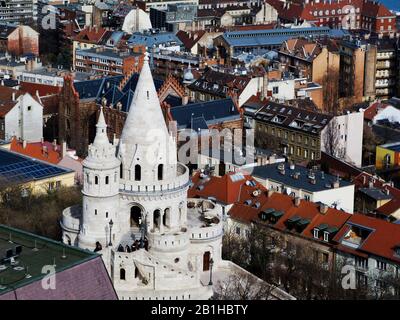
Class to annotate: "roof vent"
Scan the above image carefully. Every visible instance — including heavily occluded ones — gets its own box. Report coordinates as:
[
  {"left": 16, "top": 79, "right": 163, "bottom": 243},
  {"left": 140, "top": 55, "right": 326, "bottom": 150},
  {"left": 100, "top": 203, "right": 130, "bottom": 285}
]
[{"left": 252, "top": 189, "right": 261, "bottom": 197}]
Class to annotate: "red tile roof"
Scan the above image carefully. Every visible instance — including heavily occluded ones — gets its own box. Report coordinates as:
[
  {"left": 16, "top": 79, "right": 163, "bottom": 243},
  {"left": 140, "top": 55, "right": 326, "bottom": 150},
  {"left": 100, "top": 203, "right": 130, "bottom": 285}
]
[
  {"left": 19, "top": 82, "right": 61, "bottom": 97},
  {"left": 363, "top": 102, "right": 389, "bottom": 121},
  {"left": 73, "top": 27, "right": 107, "bottom": 44},
  {"left": 334, "top": 213, "right": 400, "bottom": 263},
  {"left": 10, "top": 137, "right": 62, "bottom": 165}
]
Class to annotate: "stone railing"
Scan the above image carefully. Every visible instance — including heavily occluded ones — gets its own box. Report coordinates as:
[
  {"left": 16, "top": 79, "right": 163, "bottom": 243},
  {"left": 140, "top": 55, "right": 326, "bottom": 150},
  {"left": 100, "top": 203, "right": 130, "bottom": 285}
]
[
  {"left": 61, "top": 205, "right": 82, "bottom": 232},
  {"left": 120, "top": 163, "right": 189, "bottom": 195}
]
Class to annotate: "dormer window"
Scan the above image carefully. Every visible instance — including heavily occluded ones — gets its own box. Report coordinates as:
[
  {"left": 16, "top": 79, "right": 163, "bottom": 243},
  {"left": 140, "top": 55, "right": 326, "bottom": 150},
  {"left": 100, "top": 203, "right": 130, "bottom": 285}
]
[
  {"left": 323, "top": 231, "right": 329, "bottom": 242},
  {"left": 313, "top": 228, "right": 319, "bottom": 239}
]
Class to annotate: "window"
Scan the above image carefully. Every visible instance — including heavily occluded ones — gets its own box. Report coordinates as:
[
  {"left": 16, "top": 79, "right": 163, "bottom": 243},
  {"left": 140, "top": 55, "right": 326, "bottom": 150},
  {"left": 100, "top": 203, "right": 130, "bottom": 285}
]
[
  {"left": 323, "top": 231, "right": 329, "bottom": 242},
  {"left": 273, "top": 86, "right": 279, "bottom": 94},
  {"left": 135, "top": 165, "right": 141, "bottom": 181},
  {"left": 235, "top": 227, "right": 241, "bottom": 235},
  {"left": 158, "top": 164, "right": 163, "bottom": 181},
  {"left": 27, "top": 106, "right": 31, "bottom": 111},
  {"left": 355, "top": 256, "right": 368, "bottom": 269},
  {"left": 120, "top": 164, "right": 123, "bottom": 179},
  {"left": 322, "top": 252, "right": 329, "bottom": 263},
  {"left": 313, "top": 228, "right": 319, "bottom": 239},
  {"left": 377, "top": 260, "right": 387, "bottom": 271},
  {"left": 120, "top": 268, "right": 126, "bottom": 280},
  {"left": 105, "top": 176, "right": 109, "bottom": 185},
  {"left": 95, "top": 176, "right": 99, "bottom": 185},
  {"left": 95, "top": 209, "right": 97, "bottom": 215}
]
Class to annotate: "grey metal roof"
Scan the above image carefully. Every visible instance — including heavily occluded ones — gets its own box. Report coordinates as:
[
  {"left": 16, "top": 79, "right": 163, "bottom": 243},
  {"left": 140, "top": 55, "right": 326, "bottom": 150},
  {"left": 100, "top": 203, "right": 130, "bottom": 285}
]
[
  {"left": 252, "top": 162, "right": 353, "bottom": 192},
  {"left": 358, "top": 188, "right": 393, "bottom": 201}
]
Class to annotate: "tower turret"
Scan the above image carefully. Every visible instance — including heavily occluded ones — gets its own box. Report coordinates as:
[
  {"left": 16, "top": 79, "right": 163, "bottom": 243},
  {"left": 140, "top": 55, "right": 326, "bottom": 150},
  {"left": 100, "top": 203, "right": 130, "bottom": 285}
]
[{"left": 79, "top": 107, "right": 121, "bottom": 249}]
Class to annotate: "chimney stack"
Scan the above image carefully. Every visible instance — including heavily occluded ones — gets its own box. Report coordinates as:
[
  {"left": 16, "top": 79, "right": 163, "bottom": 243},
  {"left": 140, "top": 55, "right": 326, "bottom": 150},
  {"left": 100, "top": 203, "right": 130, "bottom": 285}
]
[
  {"left": 320, "top": 203, "right": 328, "bottom": 214},
  {"left": 267, "top": 189, "right": 274, "bottom": 197},
  {"left": 22, "top": 140, "right": 27, "bottom": 149},
  {"left": 294, "top": 197, "right": 301, "bottom": 207},
  {"left": 52, "top": 139, "right": 57, "bottom": 151},
  {"left": 61, "top": 141, "right": 67, "bottom": 158}
]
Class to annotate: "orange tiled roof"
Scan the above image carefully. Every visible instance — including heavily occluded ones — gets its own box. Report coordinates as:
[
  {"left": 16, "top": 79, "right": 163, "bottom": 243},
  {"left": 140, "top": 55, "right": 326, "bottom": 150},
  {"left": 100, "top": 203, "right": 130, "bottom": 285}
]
[{"left": 10, "top": 138, "right": 62, "bottom": 165}]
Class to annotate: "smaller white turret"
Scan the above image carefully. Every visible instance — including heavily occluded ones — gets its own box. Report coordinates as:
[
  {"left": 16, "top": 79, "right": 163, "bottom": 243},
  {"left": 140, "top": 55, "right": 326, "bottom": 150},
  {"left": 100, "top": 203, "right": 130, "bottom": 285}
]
[{"left": 79, "top": 107, "right": 121, "bottom": 249}]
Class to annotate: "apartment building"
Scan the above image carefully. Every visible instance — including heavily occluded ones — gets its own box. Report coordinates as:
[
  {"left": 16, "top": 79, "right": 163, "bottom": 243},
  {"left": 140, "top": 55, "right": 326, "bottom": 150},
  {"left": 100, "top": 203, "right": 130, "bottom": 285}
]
[{"left": 0, "top": 0, "right": 36, "bottom": 25}]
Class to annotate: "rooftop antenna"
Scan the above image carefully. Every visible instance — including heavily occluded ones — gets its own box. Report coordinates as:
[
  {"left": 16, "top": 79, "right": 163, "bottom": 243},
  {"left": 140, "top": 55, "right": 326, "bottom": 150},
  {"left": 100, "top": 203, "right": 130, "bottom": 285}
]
[
  {"left": 8, "top": 233, "right": 12, "bottom": 243},
  {"left": 61, "top": 248, "right": 67, "bottom": 260},
  {"left": 52, "top": 257, "right": 56, "bottom": 267},
  {"left": 32, "top": 240, "right": 38, "bottom": 252},
  {"left": 25, "top": 266, "right": 31, "bottom": 279}
]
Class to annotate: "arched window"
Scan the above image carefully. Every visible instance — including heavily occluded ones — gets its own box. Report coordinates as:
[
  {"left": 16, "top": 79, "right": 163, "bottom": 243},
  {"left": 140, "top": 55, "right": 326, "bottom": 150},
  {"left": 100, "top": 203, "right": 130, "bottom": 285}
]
[
  {"left": 86, "top": 173, "right": 89, "bottom": 184},
  {"left": 163, "top": 208, "right": 170, "bottom": 227},
  {"left": 153, "top": 209, "right": 161, "bottom": 229},
  {"left": 134, "top": 267, "right": 139, "bottom": 278},
  {"left": 106, "top": 212, "right": 108, "bottom": 218},
  {"left": 120, "top": 268, "right": 126, "bottom": 280},
  {"left": 105, "top": 176, "right": 109, "bottom": 184},
  {"left": 95, "top": 209, "right": 97, "bottom": 215},
  {"left": 120, "top": 164, "right": 123, "bottom": 179},
  {"left": 95, "top": 176, "right": 99, "bottom": 185},
  {"left": 158, "top": 164, "right": 163, "bottom": 181},
  {"left": 135, "top": 165, "right": 141, "bottom": 181}
]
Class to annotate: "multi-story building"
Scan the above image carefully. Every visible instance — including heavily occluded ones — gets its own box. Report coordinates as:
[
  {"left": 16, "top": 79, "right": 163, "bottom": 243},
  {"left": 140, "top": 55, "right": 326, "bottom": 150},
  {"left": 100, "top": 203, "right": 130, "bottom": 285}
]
[
  {"left": 266, "top": 0, "right": 397, "bottom": 36},
  {"left": 244, "top": 98, "right": 364, "bottom": 166},
  {"left": 250, "top": 162, "right": 355, "bottom": 213},
  {"left": 214, "top": 27, "right": 348, "bottom": 61},
  {"left": 135, "top": 0, "right": 199, "bottom": 12},
  {"left": 75, "top": 47, "right": 144, "bottom": 76},
  {"left": 151, "top": 50, "right": 200, "bottom": 79},
  {"left": 278, "top": 38, "right": 340, "bottom": 112},
  {"left": 150, "top": 4, "right": 198, "bottom": 32},
  {"left": 0, "top": 25, "right": 39, "bottom": 57},
  {"left": 0, "top": 0, "right": 36, "bottom": 25}
]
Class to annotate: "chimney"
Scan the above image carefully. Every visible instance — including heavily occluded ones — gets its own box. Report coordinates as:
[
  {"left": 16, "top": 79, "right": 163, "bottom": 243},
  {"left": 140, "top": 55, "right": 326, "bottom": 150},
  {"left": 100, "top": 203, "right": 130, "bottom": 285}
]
[
  {"left": 332, "top": 179, "right": 340, "bottom": 188},
  {"left": 22, "top": 140, "right": 27, "bottom": 149},
  {"left": 368, "top": 178, "right": 374, "bottom": 189},
  {"left": 267, "top": 189, "right": 274, "bottom": 197},
  {"left": 52, "top": 139, "right": 57, "bottom": 151},
  {"left": 61, "top": 141, "right": 67, "bottom": 158},
  {"left": 182, "top": 95, "right": 189, "bottom": 106},
  {"left": 320, "top": 203, "right": 328, "bottom": 214},
  {"left": 294, "top": 197, "right": 301, "bottom": 207},
  {"left": 42, "top": 145, "right": 48, "bottom": 155},
  {"left": 41, "top": 137, "right": 44, "bottom": 144},
  {"left": 289, "top": 162, "right": 295, "bottom": 170},
  {"left": 385, "top": 188, "right": 390, "bottom": 196},
  {"left": 12, "top": 92, "right": 16, "bottom": 101},
  {"left": 310, "top": 177, "right": 316, "bottom": 185}
]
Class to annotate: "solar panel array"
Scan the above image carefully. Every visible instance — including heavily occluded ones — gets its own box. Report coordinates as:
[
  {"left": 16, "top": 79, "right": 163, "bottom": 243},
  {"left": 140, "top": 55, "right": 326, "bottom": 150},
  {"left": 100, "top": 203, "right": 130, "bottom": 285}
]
[{"left": 0, "top": 157, "right": 68, "bottom": 183}]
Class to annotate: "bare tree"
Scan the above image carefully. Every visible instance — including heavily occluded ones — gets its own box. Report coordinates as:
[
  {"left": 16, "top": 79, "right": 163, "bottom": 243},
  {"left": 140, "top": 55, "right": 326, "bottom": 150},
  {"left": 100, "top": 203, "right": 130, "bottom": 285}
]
[
  {"left": 214, "top": 269, "right": 276, "bottom": 300},
  {"left": 323, "top": 118, "right": 345, "bottom": 159}
]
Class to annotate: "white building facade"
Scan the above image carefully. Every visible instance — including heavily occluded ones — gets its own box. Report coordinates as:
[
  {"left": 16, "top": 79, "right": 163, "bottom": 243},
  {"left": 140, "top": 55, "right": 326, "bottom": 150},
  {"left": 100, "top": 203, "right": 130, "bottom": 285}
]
[{"left": 61, "top": 54, "right": 222, "bottom": 300}]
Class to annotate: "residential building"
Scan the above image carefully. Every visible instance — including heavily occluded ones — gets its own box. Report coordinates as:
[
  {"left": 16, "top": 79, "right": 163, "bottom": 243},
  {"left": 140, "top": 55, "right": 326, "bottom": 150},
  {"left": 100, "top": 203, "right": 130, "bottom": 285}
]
[
  {"left": 0, "top": 148, "right": 75, "bottom": 195},
  {"left": 0, "top": 88, "right": 43, "bottom": 143},
  {"left": 213, "top": 27, "right": 348, "bottom": 61},
  {"left": 376, "top": 142, "right": 400, "bottom": 170},
  {"left": 0, "top": 0, "right": 36, "bottom": 25},
  {"left": 127, "top": 30, "right": 184, "bottom": 52},
  {"left": 150, "top": 4, "right": 198, "bottom": 32},
  {"left": 250, "top": 162, "right": 355, "bottom": 213},
  {"left": 187, "top": 68, "right": 261, "bottom": 107},
  {"left": 266, "top": 0, "right": 397, "bottom": 35},
  {"left": 244, "top": 98, "right": 363, "bottom": 166},
  {"left": 0, "top": 25, "right": 39, "bottom": 57},
  {"left": 135, "top": 0, "right": 199, "bottom": 12},
  {"left": 75, "top": 47, "right": 144, "bottom": 76},
  {"left": 0, "top": 224, "right": 117, "bottom": 300},
  {"left": 278, "top": 38, "right": 340, "bottom": 112}
]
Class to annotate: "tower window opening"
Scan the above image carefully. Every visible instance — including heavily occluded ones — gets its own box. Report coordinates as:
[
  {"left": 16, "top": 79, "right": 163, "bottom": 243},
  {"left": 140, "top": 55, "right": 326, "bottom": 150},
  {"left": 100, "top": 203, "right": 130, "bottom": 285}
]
[
  {"left": 158, "top": 164, "right": 163, "bottom": 181},
  {"left": 120, "top": 164, "right": 123, "bottom": 179},
  {"left": 95, "top": 209, "right": 97, "bottom": 215},
  {"left": 153, "top": 209, "right": 161, "bottom": 230},
  {"left": 120, "top": 268, "right": 126, "bottom": 280},
  {"left": 105, "top": 176, "right": 109, "bottom": 184},
  {"left": 95, "top": 175, "right": 99, "bottom": 184},
  {"left": 106, "top": 212, "right": 108, "bottom": 218},
  {"left": 135, "top": 165, "right": 141, "bottom": 181},
  {"left": 147, "top": 91, "right": 149, "bottom": 99}
]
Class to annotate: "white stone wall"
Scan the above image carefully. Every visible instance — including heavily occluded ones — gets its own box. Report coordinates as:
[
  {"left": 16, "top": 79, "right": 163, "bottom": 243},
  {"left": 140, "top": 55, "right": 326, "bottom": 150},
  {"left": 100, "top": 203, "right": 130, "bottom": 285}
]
[
  {"left": 5, "top": 93, "right": 43, "bottom": 142},
  {"left": 312, "top": 184, "right": 355, "bottom": 213}
]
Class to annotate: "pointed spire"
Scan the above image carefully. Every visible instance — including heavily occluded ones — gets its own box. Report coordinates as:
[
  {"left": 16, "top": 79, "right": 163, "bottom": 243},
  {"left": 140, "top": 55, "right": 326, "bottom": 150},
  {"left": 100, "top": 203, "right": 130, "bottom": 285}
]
[
  {"left": 119, "top": 51, "right": 169, "bottom": 147},
  {"left": 93, "top": 107, "right": 110, "bottom": 147}
]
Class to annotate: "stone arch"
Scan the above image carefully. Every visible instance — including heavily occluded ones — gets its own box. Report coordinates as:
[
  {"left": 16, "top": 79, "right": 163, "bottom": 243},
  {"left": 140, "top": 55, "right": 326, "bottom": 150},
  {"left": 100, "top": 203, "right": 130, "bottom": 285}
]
[
  {"left": 153, "top": 209, "right": 161, "bottom": 230},
  {"left": 163, "top": 208, "right": 171, "bottom": 227},
  {"left": 129, "top": 203, "right": 145, "bottom": 228}
]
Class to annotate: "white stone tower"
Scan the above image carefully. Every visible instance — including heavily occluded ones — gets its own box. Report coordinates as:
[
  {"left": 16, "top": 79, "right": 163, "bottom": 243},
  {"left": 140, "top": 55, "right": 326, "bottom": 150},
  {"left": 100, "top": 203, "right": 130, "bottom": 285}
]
[
  {"left": 117, "top": 52, "right": 191, "bottom": 268},
  {"left": 79, "top": 107, "right": 121, "bottom": 249}
]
